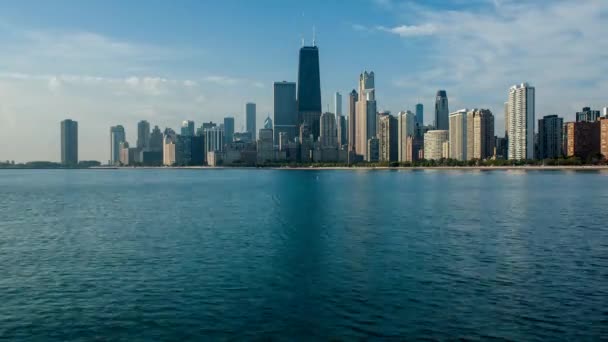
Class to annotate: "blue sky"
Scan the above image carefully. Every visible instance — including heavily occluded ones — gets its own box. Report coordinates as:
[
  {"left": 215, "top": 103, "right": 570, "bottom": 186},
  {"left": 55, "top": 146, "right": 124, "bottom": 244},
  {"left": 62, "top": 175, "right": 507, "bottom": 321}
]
[{"left": 1, "top": 0, "right": 607, "bottom": 162}]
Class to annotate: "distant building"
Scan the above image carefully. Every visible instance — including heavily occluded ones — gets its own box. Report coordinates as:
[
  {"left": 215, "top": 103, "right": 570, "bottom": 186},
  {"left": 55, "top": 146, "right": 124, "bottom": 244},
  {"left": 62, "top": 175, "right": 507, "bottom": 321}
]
[
  {"left": 204, "top": 126, "right": 224, "bottom": 160},
  {"left": 319, "top": 112, "right": 337, "bottom": 148},
  {"left": 119, "top": 141, "right": 130, "bottom": 166},
  {"left": 378, "top": 113, "right": 398, "bottom": 162},
  {"left": 415, "top": 103, "right": 424, "bottom": 127},
  {"left": 137, "top": 120, "right": 150, "bottom": 150},
  {"left": 246, "top": 103, "right": 256, "bottom": 140},
  {"left": 538, "top": 115, "right": 563, "bottom": 159},
  {"left": 367, "top": 137, "right": 379, "bottom": 162},
  {"left": 176, "top": 135, "right": 192, "bottom": 165},
  {"left": 603, "top": 107, "right": 608, "bottom": 117},
  {"left": 564, "top": 121, "right": 600, "bottom": 160},
  {"left": 356, "top": 71, "right": 376, "bottom": 159},
  {"left": 273, "top": 81, "right": 297, "bottom": 144},
  {"left": 469, "top": 109, "right": 495, "bottom": 160},
  {"left": 434, "top": 90, "right": 449, "bottom": 130},
  {"left": 424, "top": 130, "right": 449, "bottom": 160},
  {"left": 337, "top": 115, "right": 347, "bottom": 147},
  {"left": 110, "top": 125, "right": 126, "bottom": 165},
  {"left": 149, "top": 126, "right": 163, "bottom": 152},
  {"left": 449, "top": 110, "right": 468, "bottom": 161},
  {"left": 61, "top": 119, "right": 78, "bottom": 166},
  {"left": 576, "top": 107, "right": 600, "bottom": 123},
  {"left": 507, "top": 83, "right": 535, "bottom": 160},
  {"left": 348, "top": 89, "right": 358, "bottom": 153},
  {"left": 494, "top": 137, "right": 507, "bottom": 159},
  {"left": 181, "top": 120, "right": 195, "bottom": 137},
  {"left": 398, "top": 111, "right": 416, "bottom": 162},
  {"left": 223, "top": 117, "right": 235, "bottom": 145},
  {"left": 163, "top": 129, "right": 177, "bottom": 166},
  {"left": 257, "top": 128, "right": 274, "bottom": 163},
  {"left": 264, "top": 116, "right": 273, "bottom": 130}
]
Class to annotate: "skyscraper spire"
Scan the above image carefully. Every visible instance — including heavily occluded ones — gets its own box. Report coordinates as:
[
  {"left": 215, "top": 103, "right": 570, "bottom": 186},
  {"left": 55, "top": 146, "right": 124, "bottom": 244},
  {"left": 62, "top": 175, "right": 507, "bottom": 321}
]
[{"left": 312, "top": 25, "right": 316, "bottom": 46}]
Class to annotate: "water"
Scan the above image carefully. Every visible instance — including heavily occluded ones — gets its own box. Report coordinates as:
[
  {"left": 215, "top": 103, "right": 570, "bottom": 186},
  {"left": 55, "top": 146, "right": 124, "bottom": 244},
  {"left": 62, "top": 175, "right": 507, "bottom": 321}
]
[{"left": 0, "top": 169, "right": 606, "bottom": 340}]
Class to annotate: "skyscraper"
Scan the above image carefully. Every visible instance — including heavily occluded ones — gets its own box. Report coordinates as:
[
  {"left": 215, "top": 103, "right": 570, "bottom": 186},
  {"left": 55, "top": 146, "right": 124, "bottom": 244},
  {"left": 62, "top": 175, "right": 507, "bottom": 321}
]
[
  {"left": 137, "top": 120, "right": 150, "bottom": 150},
  {"left": 348, "top": 90, "right": 358, "bottom": 152},
  {"left": 434, "top": 90, "right": 449, "bottom": 130},
  {"left": 319, "top": 112, "right": 337, "bottom": 148},
  {"left": 603, "top": 107, "right": 608, "bottom": 117},
  {"left": 449, "top": 110, "right": 468, "bottom": 161},
  {"left": 163, "top": 128, "right": 176, "bottom": 166},
  {"left": 246, "top": 103, "right": 256, "bottom": 140},
  {"left": 337, "top": 115, "right": 347, "bottom": 147},
  {"left": 415, "top": 103, "right": 424, "bottom": 126},
  {"left": 507, "top": 83, "right": 535, "bottom": 160},
  {"left": 538, "top": 115, "right": 563, "bottom": 159},
  {"left": 273, "top": 81, "right": 297, "bottom": 144},
  {"left": 297, "top": 44, "right": 322, "bottom": 140},
  {"left": 204, "top": 126, "right": 224, "bottom": 156},
  {"left": 110, "top": 125, "right": 126, "bottom": 165},
  {"left": 181, "top": 120, "right": 195, "bottom": 137},
  {"left": 60, "top": 119, "right": 78, "bottom": 166},
  {"left": 356, "top": 71, "right": 376, "bottom": 160},
  {"left": 398, "top": 110, "right": 416, "bottom": 162},
  {"left": 223, "top": 117, "right": 235, "bottom": 145}
]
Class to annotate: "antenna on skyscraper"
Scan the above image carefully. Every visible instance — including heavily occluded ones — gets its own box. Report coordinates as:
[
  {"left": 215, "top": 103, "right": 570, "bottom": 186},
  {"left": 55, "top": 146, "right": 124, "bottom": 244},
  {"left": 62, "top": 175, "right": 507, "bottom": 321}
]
[
  {"left": 312, "top": 25, "right": 316, "bottom": 46},
  {"left": 301, "top": 37, "right": 305, "bottom": 47}
]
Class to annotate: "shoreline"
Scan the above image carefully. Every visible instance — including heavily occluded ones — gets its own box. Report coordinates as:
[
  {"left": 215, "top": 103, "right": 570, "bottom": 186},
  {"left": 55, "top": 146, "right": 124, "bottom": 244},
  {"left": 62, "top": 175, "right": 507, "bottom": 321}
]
[
  {"left": 3, "top": 165, "right": 608, "bottom": 171},
  {"left": 91, "top": 165, "right": 608, "bottom": 171}
]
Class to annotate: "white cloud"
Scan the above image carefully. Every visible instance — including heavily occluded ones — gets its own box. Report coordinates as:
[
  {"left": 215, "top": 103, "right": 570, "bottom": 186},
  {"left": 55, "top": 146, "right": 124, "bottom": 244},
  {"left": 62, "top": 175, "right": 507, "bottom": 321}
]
[{"left": 376, "top": 24, "right": 437, "bottom": 37}]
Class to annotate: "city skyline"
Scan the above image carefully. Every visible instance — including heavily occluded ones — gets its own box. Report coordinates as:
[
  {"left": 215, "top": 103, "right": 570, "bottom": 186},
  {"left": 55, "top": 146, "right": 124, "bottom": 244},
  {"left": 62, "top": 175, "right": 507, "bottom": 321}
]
[{"left": 1, "top": 0, "right": 608, "bottom": 162}]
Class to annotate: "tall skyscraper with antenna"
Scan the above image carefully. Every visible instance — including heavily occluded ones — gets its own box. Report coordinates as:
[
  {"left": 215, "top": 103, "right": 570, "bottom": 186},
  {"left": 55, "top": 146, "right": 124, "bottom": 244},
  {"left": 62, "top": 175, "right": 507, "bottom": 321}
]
[{"left": 297, "top": 34, "right": 322, "bottom": 141}]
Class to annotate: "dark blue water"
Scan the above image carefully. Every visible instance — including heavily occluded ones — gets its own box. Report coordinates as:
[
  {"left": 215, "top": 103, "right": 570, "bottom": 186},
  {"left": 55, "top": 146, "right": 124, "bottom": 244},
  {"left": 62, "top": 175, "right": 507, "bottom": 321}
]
[{"left": 0, "top": 169, "right": 606, "bottom": 340}]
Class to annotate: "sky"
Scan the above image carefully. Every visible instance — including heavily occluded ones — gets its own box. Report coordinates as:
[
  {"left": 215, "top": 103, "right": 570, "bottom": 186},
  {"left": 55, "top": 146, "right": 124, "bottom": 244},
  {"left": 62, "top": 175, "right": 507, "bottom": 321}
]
[{"left": 0, "top": 0, "right": 607, "bottom": 162}]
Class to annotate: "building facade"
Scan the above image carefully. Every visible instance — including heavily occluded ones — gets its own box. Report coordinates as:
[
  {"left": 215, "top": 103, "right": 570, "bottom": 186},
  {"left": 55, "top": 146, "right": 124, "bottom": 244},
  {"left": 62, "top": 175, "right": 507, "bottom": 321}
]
[
  {"left": 507, "top": 83, "right": 535, "bottom": 160},
  {"left": 61, "top": 119, "right": 78, "bottom": 166},
  {"left": 601, "top": 118, "right": 608, "bottom": 159},
  {"left": 257, "top": 128, "right": 274, "bottom": 163},
  {"left": 538, "top": 115, "right": 563, "bottom": 159},
  {"left": 415, "top": 103, "right": 424, "bottom": 127},
  {"left": 163, "top": 129, "right": 176, "bottom": 166},
  {"left": 181, "top": 120, "right": 195, "bottom": 137},
  {"left": 204, "top": 126, "right": 225, "bottom": 158},
  {"left": 149, "top": 126, "right": 163, "bottom": 152},
  {"left": 424, "top": 130, "right": 449, "bottom": 160},
  {"left": 434, "top": 90, "right": 449, "bottom": 130}
]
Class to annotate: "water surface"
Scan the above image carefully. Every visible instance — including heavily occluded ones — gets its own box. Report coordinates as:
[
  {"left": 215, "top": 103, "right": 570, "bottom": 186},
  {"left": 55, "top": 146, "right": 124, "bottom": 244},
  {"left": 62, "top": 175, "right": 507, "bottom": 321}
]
[{"left": 0, "top": 169, "right": 606, "bottom": 340}]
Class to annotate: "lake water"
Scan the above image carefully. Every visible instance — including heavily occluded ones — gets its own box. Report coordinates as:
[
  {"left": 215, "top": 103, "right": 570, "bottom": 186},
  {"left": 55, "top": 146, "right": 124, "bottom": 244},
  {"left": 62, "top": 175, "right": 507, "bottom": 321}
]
[{"left": 0, "top": 169, "right": 606, "bottom": 340}]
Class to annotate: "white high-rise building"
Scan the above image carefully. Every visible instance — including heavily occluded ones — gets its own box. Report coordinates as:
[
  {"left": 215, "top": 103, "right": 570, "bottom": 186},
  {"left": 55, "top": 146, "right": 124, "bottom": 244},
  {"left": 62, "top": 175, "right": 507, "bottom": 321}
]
[
  {"left": 507, "top": 83, "right": 535, "bottom": 160},
  {"left": 398, "top": 110, "right": 415, "bottom": 162},
  {"left": 163, "top": 129, "right": 176, "bottom": 166},
  {"left": 424, "top": 130, "right": 449, "bottom": 160},
  {"left": 110, "top": 125, "right": 126, "bottom": 165},
  {"left": 603, "top": 107, "right": 608, "bottom": 117},
  {"left": 449, "top": 109, "right": 468, "bottom": 161}
]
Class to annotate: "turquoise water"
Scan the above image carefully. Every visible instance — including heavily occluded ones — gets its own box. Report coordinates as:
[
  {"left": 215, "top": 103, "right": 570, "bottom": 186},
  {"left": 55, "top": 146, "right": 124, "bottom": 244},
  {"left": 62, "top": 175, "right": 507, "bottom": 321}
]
[{"left": 0, "top": 169, "right": 606, "bottom": 340}]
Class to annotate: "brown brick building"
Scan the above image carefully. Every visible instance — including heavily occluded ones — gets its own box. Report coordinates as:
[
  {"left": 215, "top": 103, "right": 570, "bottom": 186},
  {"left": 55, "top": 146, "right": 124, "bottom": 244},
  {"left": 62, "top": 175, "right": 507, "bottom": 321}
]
[{"left": 563, "top": 121, "right": 600, "bottom": 160}]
